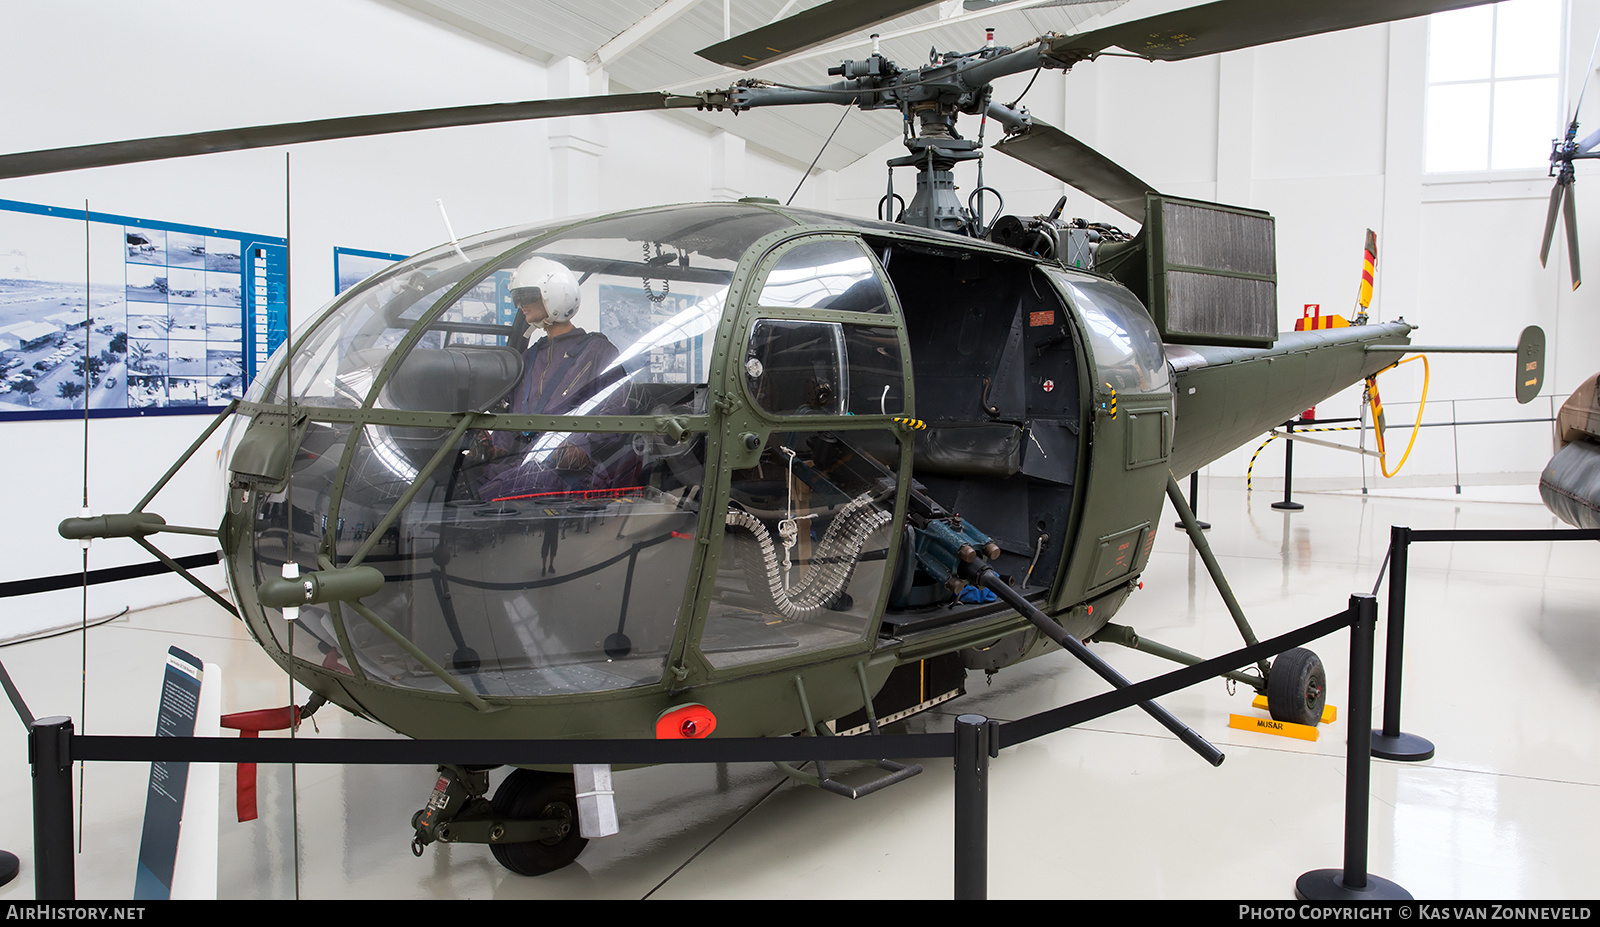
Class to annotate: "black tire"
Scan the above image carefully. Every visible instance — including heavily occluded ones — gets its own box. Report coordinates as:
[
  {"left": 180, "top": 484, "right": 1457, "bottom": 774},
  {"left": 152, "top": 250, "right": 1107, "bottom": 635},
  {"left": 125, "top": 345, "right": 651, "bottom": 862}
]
[
  {"left": 488, "top": 769, "right": 588, "bottom": 876},
  {"left": 1267, "top": 647, "right": 1327, "bottom": 727}
]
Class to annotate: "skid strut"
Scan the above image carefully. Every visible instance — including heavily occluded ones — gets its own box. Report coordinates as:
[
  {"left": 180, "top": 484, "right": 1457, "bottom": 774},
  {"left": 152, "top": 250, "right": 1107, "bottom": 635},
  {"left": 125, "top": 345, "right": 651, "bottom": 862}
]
[{"left": 1164, "top": 474, "right": 1271, "bottom": 679}]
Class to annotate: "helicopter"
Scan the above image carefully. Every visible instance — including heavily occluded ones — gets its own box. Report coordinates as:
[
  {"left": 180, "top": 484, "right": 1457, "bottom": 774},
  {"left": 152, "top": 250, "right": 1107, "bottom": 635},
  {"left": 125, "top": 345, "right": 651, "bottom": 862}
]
[
  {"left": 9, "top": 0, "right": 1545, "bottom": 878},
  {"left": 1542, "top": 371, "right": 1600, "bottom": 529}
]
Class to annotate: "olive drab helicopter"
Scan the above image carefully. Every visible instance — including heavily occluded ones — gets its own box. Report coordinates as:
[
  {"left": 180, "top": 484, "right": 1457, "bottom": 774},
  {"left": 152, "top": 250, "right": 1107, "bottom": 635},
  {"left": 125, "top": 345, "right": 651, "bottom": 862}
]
[{"left": 12, "top": 0, "right": 1545, "bottom": 877}]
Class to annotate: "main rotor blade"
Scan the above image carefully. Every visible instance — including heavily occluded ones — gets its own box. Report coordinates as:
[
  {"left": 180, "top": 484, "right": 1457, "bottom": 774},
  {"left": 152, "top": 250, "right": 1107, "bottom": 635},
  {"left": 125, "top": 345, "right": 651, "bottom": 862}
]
[
  {"left": 0, "top": 92, "right": 702, "bottom": 180},
  {"left": 993, "top": 120, "right": 1154, "bottom": 222},
  {"left": 1564, "top": 181, "right": 1582, "bottom": 290},
  {"left": 1047, "top": 0, "right": 1497, "bottom": 65},
  {"left": 698, "top": 0, "right": 939, "bottom": 69},
  {"left": 1542, "top": 179, "right": 1566, "bottom": 268}
]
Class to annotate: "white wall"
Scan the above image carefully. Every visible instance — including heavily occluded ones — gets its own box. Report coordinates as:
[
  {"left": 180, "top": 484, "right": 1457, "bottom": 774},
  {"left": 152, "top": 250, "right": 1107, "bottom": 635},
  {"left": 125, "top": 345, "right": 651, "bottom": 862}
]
[
  {"left": 0, "top": 0, "right": 811, "bottom": 637},
  {"left": 833, "top": 5, "right": 1600, "bottom": 486}
]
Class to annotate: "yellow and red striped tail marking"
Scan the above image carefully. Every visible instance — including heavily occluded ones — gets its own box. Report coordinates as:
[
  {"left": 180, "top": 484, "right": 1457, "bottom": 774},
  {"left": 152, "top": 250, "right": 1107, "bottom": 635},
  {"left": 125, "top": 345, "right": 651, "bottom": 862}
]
[
  {"left": 1295, "top": 315, "right": 1350, "bottom": 330},
  {"left": 1357, "top": 229, "right": 1377, "bottom": 310},
  {"left": 1367, "top": 375, "right": 1387, "bottom": 456},
  {"left": 1294, "top": 303, "right": 1349, "bottom": 331}
]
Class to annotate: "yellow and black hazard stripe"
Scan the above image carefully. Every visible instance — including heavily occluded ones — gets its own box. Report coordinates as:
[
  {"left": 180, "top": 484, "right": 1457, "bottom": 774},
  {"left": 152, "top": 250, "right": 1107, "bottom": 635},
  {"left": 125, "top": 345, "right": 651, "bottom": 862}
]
[{"left": 1245, "top": 424, "right": 1364, "bottom": 495}]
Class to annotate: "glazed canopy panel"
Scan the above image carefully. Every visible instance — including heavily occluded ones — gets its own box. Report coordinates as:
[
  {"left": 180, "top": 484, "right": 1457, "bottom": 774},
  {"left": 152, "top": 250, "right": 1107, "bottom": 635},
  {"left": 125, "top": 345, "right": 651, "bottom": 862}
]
[{"left": 229, "top": 205, "right": 802, "bottom": 697}]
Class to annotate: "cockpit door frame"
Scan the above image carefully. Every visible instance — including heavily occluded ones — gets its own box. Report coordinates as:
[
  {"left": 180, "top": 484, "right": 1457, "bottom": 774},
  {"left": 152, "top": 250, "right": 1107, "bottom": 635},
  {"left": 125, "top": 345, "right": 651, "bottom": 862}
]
[
  {"left": 1039, "top": 267, "right": 1175, "bottom": 613},
  {"left": 674, "top": 230, "right": 914, "bottom": 688}
]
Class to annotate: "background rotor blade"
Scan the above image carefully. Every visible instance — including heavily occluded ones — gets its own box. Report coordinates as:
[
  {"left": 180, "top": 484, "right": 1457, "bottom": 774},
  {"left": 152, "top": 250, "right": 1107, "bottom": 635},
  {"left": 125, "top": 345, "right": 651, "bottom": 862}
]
[
  {"left": 993, "top": 120, "right": 1154, "bottom": 222},
  {"left": 0, "top": 92, "right": 701, "bottom": 180},
  {"left": 697, "top": 0, "right": 939, "bottom": 69},
  {"left": 1047, "top": 0, "right": 1497, "bottom": 65},
  {"left": 1578, "top": 125, "right": 1600, "bottom": 157},
  {"left": 1563, "top": 181, "right": 1581, "bottom": 289},
  {"left": 1542, "top": 180, "right": 1567, "bottom": 268}
]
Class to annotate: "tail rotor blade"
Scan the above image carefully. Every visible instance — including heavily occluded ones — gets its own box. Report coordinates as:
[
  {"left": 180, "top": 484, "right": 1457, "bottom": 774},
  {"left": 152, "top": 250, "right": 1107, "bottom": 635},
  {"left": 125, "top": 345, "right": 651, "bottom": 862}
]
[
  {"left": 1563, "top": 182, "right": 1581, "bottom": 289},
  {"left": 1541, "top": 180, "right": 1566, "bottom": 267},
  {"left": 1577, "top": 124, "right": 1600, "bottom": 157}
]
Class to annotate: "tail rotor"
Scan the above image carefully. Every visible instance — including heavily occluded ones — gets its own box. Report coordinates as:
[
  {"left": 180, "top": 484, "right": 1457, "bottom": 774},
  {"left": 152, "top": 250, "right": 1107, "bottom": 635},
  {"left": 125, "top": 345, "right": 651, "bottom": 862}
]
[{"left": 1541, "top": 30, "right": 1600, "bottom": 290}]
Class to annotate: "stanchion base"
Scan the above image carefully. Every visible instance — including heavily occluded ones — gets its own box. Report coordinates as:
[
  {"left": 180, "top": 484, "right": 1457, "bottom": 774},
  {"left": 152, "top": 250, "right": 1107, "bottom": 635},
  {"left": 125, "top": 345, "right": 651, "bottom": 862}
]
[
  {"left": 1174, "top": 520, "right": 1211, "bottom": 530},
  {"left": 0, "top": 850, "right": 18, "bottom": 886},
  {"left": 1296, "top": 869, "right": 1412, "bottom": 901},
  {"left": 1271, "top": 501, "right": 1305, "bottom": 511},
  {"left": 1371, "top": 731, "right": 1435, "bottom": 762}
]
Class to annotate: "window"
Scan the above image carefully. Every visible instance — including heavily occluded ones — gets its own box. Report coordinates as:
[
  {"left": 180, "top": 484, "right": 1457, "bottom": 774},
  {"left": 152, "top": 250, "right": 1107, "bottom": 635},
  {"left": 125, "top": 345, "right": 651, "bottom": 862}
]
[
  {"left": 743, "top": 319, "right": 905, "bottom": 416},
  {"left": 755, "top": 238, "right": 891, "bottom": 314},
  {"left": 1425, "top": 0, "right": 1562, "bottom": 173}
]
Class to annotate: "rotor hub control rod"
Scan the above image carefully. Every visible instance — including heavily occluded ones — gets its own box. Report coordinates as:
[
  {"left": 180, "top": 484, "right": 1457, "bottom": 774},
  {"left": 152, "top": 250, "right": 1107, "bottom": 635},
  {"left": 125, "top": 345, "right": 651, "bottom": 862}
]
[{"left": 971, "top": 567, "right": 1225, "bottom": 768}]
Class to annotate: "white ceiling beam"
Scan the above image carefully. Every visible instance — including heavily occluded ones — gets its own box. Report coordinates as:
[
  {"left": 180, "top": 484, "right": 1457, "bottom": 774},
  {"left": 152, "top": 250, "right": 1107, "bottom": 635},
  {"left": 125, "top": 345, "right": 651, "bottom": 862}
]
[
  {"left": 590, "top": 0, "right": 706, "bottom": 72},
  {"left": 768, "top": 0, "right": 803, "bottom": 25}
]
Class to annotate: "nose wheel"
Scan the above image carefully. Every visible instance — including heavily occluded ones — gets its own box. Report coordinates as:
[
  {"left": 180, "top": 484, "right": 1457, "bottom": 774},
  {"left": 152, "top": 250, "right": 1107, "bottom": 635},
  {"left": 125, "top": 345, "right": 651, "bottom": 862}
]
[
  {"left": 489, "top": 768, "right": 589, "bottom": 876},
  {"left": 1267, "top": 647, "right": 1327, "bottom": 727}
]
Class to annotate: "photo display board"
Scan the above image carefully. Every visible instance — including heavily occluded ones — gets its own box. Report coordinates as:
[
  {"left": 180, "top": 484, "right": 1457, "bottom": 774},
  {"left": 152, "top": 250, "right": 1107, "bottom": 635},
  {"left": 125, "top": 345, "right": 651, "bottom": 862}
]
[
  {"left": 0, "top": 198, "right": 286, "bottom": 420},
  {"left": 598, "top": 283, "right": 708, "bottom": 384},
  {"left": 334, "top": 246, "right": 406, "bottom": 295}
]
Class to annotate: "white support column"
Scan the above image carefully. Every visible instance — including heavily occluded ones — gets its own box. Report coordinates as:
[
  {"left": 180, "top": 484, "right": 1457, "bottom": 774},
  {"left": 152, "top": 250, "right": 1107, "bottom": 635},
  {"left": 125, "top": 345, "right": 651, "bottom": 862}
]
[
  {"left": 710, "top": 130, "right": 747, "bottom": 201},
  {"left": 1380, "top": 19, "right": 1427, "bottom": 325},
  {"left": 548, "top": 57, "right": 607, "bottom": 217}
]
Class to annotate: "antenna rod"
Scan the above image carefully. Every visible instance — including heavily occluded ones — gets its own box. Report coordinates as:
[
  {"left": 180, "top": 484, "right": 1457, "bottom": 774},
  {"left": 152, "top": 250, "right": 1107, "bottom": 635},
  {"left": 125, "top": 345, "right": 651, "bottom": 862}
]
[
  {"left": 436, "top": 199, "right": 470, "bottom": 262},
  {"left": 787, "top": 96, "right": 857, "bottom": 205}
]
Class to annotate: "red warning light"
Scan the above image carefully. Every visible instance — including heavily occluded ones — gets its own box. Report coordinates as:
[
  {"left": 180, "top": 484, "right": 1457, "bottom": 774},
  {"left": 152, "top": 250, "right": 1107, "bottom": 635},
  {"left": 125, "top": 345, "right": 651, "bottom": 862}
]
[{"left": 655, "top": 704, "right": 716, "bottom": 740}]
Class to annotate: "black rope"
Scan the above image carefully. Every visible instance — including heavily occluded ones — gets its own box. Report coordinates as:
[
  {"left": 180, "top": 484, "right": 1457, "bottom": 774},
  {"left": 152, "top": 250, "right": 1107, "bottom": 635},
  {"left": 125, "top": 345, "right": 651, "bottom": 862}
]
[
  {"left": 999, "top": 607, "right": 1355, "bottom": 748},
  {"left": 65, "top": 605, "right": 1362, "bottom": 768},
  {"left": 0, "top": 552, "right": 221, "bottom": 599},
  {"left": 1, "top": 608, "right": 127, "bottom": 648}
]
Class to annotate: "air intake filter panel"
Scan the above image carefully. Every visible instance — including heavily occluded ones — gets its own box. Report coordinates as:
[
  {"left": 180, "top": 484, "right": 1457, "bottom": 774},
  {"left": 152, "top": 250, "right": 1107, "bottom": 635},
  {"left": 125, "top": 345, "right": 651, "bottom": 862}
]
[{"left": 1146, "top": 196, "right": 1277, "bottom": 347}]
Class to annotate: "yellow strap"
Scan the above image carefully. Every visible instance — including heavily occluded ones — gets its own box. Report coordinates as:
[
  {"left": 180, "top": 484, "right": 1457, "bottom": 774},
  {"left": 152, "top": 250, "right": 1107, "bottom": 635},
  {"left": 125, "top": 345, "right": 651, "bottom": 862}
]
[{"left": 1368, "top": 354, "right": 1429, "bottom": 478}]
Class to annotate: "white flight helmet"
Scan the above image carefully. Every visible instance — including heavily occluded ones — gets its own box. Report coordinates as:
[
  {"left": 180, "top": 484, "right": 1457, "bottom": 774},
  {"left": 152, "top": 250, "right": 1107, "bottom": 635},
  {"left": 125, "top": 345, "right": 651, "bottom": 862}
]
[{"left": 509, "top": 255, "right": 580, "bottom": 325}]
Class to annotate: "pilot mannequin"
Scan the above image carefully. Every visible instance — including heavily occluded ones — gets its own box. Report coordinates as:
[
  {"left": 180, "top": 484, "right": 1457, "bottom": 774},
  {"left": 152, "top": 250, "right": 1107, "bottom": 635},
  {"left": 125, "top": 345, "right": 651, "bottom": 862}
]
[{"left": 477, "top": 255, "right": 621, "bottom": 499}]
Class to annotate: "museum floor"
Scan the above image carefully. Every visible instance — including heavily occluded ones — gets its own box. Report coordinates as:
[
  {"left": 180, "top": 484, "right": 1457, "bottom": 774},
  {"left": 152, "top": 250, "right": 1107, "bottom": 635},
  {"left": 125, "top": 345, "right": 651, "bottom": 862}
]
[{"left": 0, "top": 476, "right": 1594, "bottom": 900}]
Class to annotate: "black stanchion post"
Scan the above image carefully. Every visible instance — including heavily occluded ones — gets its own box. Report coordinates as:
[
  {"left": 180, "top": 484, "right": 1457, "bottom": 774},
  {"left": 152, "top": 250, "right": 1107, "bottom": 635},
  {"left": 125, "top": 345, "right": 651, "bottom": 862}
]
[
  {"left": 1297, "top": 594, "right": 1411, "bottom": 901},
  {"left": 1175, "top": 470, "right": 1211, "bottom": 530},
  {"left": 30, "top": 716, "right": 75, "bottom": 900},
  {"left": 954, "top": 714, "right": 991, "bottom": 900},
  {"left": 1373, "top": 526, "right": 1434, "bottom": 761},
  {"left": 1273, "top": 420, "right": 1304, "bottom": 511}
]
